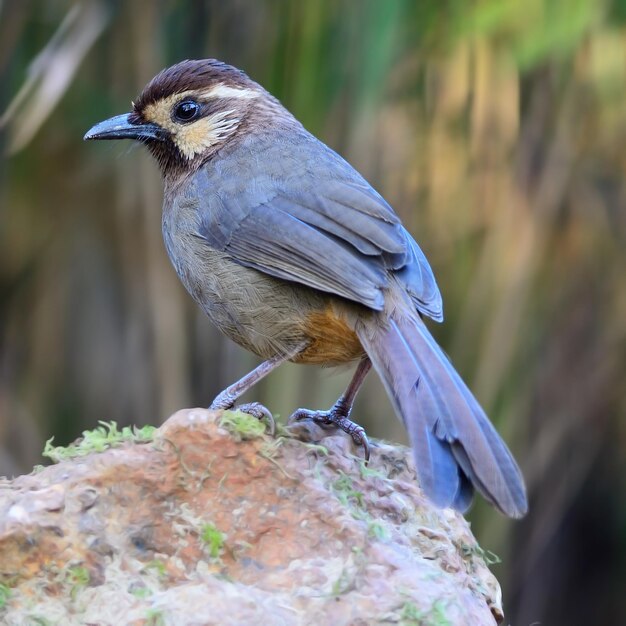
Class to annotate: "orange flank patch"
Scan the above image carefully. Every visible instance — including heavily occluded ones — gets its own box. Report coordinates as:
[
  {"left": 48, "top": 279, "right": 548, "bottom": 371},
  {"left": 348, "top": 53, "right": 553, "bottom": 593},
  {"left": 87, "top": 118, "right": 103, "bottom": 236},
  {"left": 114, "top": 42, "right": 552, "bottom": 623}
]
[{"left": 297, "top": 306, "right": 365, "bottom": 365}]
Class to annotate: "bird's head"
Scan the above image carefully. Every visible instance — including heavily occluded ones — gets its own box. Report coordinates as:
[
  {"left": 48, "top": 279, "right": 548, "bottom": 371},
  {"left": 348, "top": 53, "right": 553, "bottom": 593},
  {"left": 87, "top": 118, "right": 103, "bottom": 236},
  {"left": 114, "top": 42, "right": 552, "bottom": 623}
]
[{"left": 84, "top": 59, "right": 284, "bottom": 178}]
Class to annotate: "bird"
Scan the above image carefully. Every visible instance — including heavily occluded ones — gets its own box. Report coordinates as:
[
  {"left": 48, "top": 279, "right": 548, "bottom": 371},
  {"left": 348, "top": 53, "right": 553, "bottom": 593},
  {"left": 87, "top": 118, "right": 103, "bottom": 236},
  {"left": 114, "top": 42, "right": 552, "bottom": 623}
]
[{"left": 84, "top": 59, "right": 527, "bottom": 518}]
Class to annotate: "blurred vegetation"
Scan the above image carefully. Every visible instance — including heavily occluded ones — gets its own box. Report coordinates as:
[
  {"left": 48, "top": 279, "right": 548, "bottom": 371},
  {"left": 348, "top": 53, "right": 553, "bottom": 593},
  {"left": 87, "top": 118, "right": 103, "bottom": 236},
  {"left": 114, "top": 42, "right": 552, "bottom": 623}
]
[{"left": 1, "top": 1, "right": 625, "bottom": 623}]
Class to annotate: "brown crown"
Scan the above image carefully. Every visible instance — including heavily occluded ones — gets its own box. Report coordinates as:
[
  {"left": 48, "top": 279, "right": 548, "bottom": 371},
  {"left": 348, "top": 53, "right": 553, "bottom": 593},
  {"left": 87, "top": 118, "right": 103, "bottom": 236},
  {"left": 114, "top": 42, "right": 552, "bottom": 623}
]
[{"left": 133, "top": 59, "right": 254, "bottom": 113}]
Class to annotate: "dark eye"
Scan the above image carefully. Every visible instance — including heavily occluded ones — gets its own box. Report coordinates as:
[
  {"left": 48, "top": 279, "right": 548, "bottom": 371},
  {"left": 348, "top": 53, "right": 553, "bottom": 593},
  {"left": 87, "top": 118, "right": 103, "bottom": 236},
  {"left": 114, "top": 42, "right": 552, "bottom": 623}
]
[{"left": 173, "top": 100, "right": 200, "bottom": 123}]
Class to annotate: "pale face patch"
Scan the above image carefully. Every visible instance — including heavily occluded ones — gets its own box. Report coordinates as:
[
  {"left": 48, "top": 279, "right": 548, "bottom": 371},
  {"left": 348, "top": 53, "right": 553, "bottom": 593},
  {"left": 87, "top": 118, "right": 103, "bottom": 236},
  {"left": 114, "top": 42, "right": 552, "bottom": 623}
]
[{"left": 141, "top": 84, "right": 259, "bottom": 160}]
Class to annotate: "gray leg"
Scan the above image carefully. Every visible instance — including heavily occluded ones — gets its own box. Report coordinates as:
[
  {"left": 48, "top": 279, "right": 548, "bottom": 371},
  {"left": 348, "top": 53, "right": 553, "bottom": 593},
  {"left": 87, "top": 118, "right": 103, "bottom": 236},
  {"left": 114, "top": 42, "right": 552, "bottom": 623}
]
[
  {"left": 289, "top": 358, "right": 372, "bottom": 461},
  {"left": 210, "top": 350, "right": 298, "bottom": 435}
]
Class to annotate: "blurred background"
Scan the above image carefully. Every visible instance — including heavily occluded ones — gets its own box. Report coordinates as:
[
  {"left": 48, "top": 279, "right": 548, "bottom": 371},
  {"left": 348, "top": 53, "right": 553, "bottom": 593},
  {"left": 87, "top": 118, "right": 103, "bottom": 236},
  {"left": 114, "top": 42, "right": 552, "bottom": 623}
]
[{"left": 1, "top": 1, "right": 625, "bottom": 623}]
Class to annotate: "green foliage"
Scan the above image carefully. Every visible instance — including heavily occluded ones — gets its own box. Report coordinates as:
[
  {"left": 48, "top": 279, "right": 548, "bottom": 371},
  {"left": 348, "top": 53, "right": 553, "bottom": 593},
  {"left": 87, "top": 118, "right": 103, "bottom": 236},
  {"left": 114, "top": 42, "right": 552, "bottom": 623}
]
[
  {"left": 219, "top": 410, "right": 267, "bottom": 440},
  {"left": 456, "top": 0, "right": 602, "bottom": 69},
  {"left": 42, "top": 422, "right": 156, "bottom": 463}
]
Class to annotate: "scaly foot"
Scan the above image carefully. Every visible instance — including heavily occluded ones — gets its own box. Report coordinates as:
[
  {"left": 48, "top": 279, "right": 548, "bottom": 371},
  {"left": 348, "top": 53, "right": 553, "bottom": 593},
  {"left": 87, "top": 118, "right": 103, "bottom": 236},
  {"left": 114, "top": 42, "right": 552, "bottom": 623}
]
[{"left": 289, "top": 400, "right": 370, "bottom": 462}]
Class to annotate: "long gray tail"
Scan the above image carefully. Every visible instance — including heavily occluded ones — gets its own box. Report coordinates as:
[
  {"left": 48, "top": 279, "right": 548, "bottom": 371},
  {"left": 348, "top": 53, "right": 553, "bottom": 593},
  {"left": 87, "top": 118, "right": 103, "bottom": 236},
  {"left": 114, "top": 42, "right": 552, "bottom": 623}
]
[{"left": 357, "top": 311, "right": 528, "bottom": 518}]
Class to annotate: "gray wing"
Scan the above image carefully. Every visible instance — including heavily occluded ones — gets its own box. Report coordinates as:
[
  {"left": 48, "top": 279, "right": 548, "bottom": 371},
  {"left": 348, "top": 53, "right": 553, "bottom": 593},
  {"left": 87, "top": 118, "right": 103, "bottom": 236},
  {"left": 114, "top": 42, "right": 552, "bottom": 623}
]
[{"left": 191, "top": 130, "right": 443, "bottom": 319}]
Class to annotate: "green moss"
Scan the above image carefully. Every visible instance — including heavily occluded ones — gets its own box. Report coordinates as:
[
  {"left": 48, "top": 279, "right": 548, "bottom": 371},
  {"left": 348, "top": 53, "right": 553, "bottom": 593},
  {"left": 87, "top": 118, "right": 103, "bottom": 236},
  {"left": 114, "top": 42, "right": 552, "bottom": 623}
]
[
  {"left": 400, "top": 601, "right": 423, "bottom": 624},
  {"left": 130, "top": 586, "right": 152, "bottom": 599},
  {"left": 367, "top": 520, "right": 388, "bottom": 540},
  {"left": 219, "top": 410, "right": 267, "bottom": 440},
  {"left": 199, "top": 522, "right": 225, "bottom": 559},
  {"left": 398, "top": 600, "right": 452, "bottom": 626},
  {"left": 142, "top": 559, "right": 168, "bottom": 579},
  {"left": 330, "top": 567, "right": 354, "bottom": 597},
  {"left": 258, "top": 437, "right": 295, "bottom": 479},
  {"left": 332, "top": 472, "right": 365, "bottom": 509},
  {"left": 428, "top": 600, "right": 452, "bottom": 626},
  {"left": 0, "top": 583, "right": 11, "bottom": 610},
  {"left": 23, "top": 617, "right": 54, "bottom": 626},
  {"left": 258, "top": 437, "right": 284, "bottom": 460},
  {"left": 358, "top": 459, "right": 386, "bottom": 480},
  {"left": 145, "top": 607, "right": 166, "bottom": 626},
  {"left": 66, "top": 565, "right": 90, "bottom": 600},
  {"left": 302, "top": 441, "right": 329, "bottom": 456},
  {"left": 329, "top": 471, "right": 393, "bottom": 538},
  {"left": 460, "top": 542, "right": 501, "bottom": 565},
  {"left": 42, "top": 421, "right": 156, "bottom": 463}
]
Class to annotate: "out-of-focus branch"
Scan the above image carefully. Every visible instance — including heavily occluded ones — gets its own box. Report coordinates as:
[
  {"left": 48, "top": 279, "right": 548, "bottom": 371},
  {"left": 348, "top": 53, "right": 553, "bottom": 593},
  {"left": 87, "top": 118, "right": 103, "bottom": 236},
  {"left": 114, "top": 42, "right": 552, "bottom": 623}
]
[{"left": 0, "top": 0, "right": 108, "bottom": 153}]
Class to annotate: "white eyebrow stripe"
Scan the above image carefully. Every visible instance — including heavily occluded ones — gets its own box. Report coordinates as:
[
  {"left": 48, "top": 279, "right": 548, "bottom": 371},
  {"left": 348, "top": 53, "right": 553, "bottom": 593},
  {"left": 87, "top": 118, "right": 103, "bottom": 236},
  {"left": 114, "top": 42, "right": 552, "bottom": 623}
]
[{"left": 199, "top": 84, "right": 259, "bottom": 100}]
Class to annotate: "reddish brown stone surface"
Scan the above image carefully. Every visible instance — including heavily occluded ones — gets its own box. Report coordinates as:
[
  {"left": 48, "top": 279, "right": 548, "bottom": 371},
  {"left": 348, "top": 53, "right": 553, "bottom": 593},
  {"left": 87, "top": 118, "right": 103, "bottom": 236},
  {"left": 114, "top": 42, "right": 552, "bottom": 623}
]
[{"left": 0, "top": 409, "right": 504, "bottom": 625}]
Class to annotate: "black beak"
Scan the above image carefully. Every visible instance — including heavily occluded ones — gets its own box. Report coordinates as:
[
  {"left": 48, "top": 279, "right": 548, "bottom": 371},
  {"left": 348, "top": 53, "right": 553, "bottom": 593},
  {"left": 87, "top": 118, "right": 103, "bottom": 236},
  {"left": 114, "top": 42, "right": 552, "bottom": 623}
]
[{"left": 84, "top": 113, "right": 165, "bottom": 142}]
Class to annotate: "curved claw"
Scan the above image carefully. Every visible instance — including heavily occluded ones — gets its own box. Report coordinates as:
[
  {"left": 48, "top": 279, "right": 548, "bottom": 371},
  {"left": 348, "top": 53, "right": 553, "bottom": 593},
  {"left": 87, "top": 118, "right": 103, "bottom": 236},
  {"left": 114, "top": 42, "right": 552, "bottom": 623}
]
[
  {"left": 289, "top": 409, "right": 334, "bottom": 429},
  {"left": 289, "top": 409, "right": 308, "bottom": 423},
  {"left": 237, "top": 402, "right": 276, "bottom": 436},
  {"left": 348, "top": 425, "right": 371, "bottom": 464},
  {"left": 363, "top": 438, "right": 371, "bottom": 464},
  {"left": 288, "top": 406, "right": 370, "bottom": 463}
]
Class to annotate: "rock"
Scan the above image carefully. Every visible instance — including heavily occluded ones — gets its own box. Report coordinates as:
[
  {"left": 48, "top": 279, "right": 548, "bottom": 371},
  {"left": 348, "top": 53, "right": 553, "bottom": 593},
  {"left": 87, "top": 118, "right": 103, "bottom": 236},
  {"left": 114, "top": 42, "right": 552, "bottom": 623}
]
[{"left": 0, "top": 409, "right": 504, "bottom": 625}]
